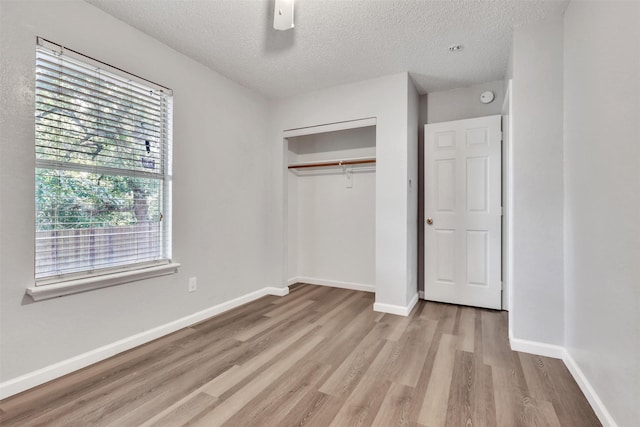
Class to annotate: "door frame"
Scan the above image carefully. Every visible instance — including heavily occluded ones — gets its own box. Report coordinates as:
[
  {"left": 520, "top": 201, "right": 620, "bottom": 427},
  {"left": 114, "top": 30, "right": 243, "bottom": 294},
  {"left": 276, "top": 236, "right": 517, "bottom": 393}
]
[
  {"left": 502, "top": 81, "right": 513, "bottom": 312},
  {"left": 422, "top": 86, "right": 513, "bottom": 312}
]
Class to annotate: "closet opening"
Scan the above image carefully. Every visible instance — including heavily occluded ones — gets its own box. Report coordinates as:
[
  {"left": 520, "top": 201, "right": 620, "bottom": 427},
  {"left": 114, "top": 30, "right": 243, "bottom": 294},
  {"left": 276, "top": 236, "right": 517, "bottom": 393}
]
[{"left": 284, "top": 119, "right": 377, "bottom": 293}]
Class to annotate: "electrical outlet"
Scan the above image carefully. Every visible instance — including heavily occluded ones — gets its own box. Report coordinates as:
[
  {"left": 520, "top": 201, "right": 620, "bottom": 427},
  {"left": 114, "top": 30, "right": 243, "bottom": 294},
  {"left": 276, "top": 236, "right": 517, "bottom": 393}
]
[{"left": 188, "top": 277, "right": 197, "bottom": 293}]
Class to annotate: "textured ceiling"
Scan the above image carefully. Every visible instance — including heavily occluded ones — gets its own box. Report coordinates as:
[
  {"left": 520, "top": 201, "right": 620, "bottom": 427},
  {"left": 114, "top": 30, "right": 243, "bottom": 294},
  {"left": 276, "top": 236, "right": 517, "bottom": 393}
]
[{"left": 86, "top": 0, "right": 569, "bottom": 99}]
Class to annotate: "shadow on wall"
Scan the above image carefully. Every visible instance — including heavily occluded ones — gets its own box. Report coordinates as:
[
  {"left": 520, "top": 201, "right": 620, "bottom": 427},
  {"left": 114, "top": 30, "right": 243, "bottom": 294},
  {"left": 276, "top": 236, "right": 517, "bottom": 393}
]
[{"left": 409, "top": 73, "right": 470, "bottom": 95}]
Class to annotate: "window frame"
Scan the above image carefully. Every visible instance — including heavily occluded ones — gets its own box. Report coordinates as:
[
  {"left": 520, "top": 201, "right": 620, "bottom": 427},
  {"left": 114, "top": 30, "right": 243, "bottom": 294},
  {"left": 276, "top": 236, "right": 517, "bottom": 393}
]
[{"left": 28, "top": 38, "right": 178, "bottom": 300}]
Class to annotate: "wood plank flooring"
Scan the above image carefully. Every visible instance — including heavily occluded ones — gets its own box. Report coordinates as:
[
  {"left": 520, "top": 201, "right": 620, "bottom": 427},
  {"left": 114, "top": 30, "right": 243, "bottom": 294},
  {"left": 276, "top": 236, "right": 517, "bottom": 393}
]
[{"left": 0, "top": 284, "right": 601, "bottom": 426}]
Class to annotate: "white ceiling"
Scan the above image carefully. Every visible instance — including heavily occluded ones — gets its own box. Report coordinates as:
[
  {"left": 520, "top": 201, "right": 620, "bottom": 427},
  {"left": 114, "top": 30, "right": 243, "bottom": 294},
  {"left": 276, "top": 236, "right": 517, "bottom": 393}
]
[{"left": 86, "top": 0, "right": 568, "bottom": 99}]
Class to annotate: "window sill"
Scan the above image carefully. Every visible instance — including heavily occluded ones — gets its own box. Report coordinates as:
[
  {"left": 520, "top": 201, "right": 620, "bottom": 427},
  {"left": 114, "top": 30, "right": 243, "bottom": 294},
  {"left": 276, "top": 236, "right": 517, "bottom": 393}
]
[{"left": 26, "top": 262, "right": 181, "bottom": 301}]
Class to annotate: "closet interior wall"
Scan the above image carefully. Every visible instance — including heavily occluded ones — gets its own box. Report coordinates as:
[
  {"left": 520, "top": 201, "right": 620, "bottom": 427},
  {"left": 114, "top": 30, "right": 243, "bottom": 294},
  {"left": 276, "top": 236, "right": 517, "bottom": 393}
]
[{"left": 287, "top": 126, "right": 376, "bottom": 291}]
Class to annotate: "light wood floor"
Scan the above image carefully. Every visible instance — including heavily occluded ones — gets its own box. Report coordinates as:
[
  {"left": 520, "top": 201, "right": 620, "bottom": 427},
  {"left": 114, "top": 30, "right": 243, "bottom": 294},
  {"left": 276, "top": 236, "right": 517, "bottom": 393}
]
[{"left": 0, "top": 284, "right": 600, "bottom": 427}]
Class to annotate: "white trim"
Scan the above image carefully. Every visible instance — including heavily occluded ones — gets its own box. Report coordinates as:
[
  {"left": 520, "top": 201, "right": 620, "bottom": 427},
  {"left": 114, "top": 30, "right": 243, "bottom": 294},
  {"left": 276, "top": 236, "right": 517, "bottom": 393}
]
[
  {"left": 562, "top": 351, "right": 618, "bottom": 427},
  {"left": 289, "top": 276, "right": 375, "bottom": 293},
  {"left": 265, "top": 286, "right": 290, "bottom": 297},
  {"left": 500, "top": 81, "right": 512, "bottom": 312},
  {"left": 373, "top": 292, "right": 419, "bottom": 317},
  {"left": 27, "top": 263, "right": 181, "bottom": 301},
  {"left": 509, "top": 336, "right": 565, "bottom": 359},
  {"left": 418, "top": 290, "right": 425, "bottom": 299},
  {"left": 408, "top": 292, "right": 419, "bottom": 313},
  {"left": 0, "top": 285, "right": 288, "bottom": 399},
  {"left": 283, "top": 117, "right": 376, "bottom": 138},
  {"left": 504, "top": 80, "right": 515, "bottom": 337},
  {"left": 36, "top": 158, "right": 162, "bottom": 180}
]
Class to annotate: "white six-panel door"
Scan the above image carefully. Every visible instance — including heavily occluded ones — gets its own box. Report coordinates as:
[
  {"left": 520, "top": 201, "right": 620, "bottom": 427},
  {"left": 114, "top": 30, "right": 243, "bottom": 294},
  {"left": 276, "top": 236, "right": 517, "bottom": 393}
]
[{"left": 424, "top": 115, "right": 502, "bottom": 310}]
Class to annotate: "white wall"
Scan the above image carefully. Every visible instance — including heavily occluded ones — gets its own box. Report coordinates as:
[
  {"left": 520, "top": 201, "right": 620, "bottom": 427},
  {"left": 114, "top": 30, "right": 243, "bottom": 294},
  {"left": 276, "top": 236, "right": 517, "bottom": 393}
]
[
  {"left": 0, "top": 1, "right": 270, "bottom": 382},
  {"left": 287, "top": 127, "right": 376, "bottom": 288},
  {"left": 293, "top": 171, "right": 376, "bottom": 287},
  {"left": 269, "top": 73, "right": 418, "bottom": 311},
  {"left": 426, "top": 80, "right": 505, "bottom": 124},
  {"left": 563, "top": 2, "right": 640, "bottom": 425},
  {"left": 287, "top": 171, "right": 299, "bottom": 280},
  {"left": 510, "top": 18, "right": 564, "bottom": 345}
]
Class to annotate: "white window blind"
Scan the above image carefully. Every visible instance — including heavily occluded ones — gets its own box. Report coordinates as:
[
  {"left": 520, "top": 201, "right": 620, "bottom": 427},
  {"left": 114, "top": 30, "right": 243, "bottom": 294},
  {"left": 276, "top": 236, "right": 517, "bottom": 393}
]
[{"left": 35, "top": 38, "right": 173, "bottom": 283}]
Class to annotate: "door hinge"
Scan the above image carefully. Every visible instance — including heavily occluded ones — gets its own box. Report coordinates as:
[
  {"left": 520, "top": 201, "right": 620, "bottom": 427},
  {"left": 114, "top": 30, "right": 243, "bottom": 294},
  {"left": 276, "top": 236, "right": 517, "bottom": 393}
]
[{"left": 500, "top": 207, "right": 504, "bottom": 216}]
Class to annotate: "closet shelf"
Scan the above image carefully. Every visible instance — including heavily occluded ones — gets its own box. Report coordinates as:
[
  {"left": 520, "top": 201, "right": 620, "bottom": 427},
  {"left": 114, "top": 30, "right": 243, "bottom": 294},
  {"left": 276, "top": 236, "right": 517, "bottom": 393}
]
[{"left": 287, "top": 158, "right": 376, "bottom": 169}]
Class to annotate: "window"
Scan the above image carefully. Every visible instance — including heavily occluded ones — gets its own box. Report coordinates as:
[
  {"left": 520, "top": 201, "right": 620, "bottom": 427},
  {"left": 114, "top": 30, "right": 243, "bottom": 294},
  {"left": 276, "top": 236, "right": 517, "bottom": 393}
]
[{"left": 34, "top": 38, "right": 173, "bottom": 287}]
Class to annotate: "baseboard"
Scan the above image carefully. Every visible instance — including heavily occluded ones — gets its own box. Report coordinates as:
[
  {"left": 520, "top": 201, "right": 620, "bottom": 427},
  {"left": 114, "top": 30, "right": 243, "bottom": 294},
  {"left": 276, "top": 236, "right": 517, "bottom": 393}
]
[
  {"left": 265, "top": 286, "right": 290, "bottom": 296},
  {"left": 509, "top": 337, "right": 615, "bottom": 426},
  {"left": 373, "top": 292, "right": 419, "bottom": 316},
  {"left": 0, "top": 285, "right": 289, "bottom": 400},
  {"left": 418, "top": 290, "right": 424, "bottom": 299},
  {"left": 292, "top": 276, "right": 375, "bottom": 293},
  {"left": 563, "top": 351, "right": 618, "bottom": 427},
  {"left": 508, "top": 337, "right": 565, "bottom": 359}
]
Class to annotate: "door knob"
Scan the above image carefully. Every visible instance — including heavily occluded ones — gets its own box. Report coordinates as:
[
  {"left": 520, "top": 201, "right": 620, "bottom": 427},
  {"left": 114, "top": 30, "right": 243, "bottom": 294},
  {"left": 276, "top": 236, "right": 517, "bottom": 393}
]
[{"left": 426, "top": 218, "right": 433, "bottom": 225}]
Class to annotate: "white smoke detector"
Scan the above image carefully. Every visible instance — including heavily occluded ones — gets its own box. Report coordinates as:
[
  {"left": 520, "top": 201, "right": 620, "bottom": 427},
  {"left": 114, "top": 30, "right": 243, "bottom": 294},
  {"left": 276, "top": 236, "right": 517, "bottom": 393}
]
[{"left": 480, "top": 91, "right": 495, "bottom": 104}]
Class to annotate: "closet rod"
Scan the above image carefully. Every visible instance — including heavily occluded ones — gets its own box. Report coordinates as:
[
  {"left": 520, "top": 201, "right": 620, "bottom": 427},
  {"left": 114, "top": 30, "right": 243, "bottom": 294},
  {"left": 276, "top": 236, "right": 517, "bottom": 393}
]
[{"left": 288, "top": 159, "right": 376, "bottom": 169}]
